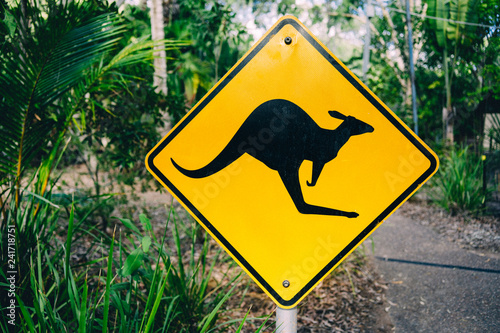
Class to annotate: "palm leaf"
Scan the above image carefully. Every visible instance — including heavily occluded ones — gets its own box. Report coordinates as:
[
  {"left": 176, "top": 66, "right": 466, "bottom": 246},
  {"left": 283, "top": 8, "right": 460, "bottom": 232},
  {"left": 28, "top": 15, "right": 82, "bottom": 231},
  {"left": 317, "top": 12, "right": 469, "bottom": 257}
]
[
  {"left": 62, "top": 36, "right": 185, "bottom": 132},
  {"left": 446, "top": 0, "right": 470, "bottom": 39},
  {"left": 0, "top": 2, "right": 125, "bottom": 189},
  {"left": 427, "top": 0, "right": 448, "bottom": 48},
  {"left": 0, "top": 0, "right": 185, "bottom": 206},
  {"left": 426, "top": 0, "right": 478, "bottom": 47}
]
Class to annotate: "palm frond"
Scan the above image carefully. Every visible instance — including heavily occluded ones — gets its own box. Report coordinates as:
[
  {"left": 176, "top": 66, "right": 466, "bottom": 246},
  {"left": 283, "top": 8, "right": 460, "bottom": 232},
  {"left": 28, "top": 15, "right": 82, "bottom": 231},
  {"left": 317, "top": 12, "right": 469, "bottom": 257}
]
[
  {"left": 0, "top": 2, "right": 125, "bottom": 187},
  {"left": 64, "top": 36, "right": 187, "bottom": 129},
  {"left": 0, "top": 0, "right": 186, "bottom": 201}
]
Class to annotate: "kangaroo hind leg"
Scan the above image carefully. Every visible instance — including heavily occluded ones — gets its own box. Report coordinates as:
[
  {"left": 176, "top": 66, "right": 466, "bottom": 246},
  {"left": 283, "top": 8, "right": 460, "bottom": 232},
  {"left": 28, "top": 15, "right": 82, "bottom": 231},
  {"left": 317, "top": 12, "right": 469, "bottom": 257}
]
[{"left": 278, "top": 168, "right": 359, "bottom": 218}]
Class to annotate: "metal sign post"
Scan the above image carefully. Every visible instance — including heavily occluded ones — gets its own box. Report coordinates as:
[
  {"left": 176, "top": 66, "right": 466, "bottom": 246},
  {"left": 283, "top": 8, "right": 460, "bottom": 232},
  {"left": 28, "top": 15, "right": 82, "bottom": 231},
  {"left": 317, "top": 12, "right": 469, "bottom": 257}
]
[{"left": 276, "top": 307, "right": 297, "bottom": 333}]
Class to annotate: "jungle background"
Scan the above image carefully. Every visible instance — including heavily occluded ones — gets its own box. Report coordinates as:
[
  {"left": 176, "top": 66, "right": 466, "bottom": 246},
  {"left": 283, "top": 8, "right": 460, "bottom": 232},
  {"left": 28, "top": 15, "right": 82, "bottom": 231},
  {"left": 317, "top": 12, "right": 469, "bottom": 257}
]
[{"left": 1, "top": 0, "right": 499, "bottom": 331}]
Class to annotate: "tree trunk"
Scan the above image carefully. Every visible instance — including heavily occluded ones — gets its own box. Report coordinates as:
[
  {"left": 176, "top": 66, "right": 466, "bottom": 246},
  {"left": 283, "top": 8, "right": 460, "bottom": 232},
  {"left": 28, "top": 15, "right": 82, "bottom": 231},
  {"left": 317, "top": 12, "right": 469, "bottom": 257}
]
[
  {"left": 362, "top": 0, "right": 374, "bottom": 83},
  {"left": 443, "top": 45, "right": 454, "bottom": 144},
  {"left": 150, "top": 0, "right": 168, "bottom": 96},
  {"left": 139, "top": 0, "right": 148, "bottom": 12}
]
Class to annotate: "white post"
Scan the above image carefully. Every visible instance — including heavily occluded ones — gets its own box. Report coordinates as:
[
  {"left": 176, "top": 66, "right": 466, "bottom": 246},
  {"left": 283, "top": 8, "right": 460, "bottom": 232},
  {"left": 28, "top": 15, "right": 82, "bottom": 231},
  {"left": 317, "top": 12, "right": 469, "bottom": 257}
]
[
  {"left": 149, "top": 0, "right": 167, "bottom": 96},
  {"left": 362, "top": 0, "right": 374, "bottom": 83},
  {"left": 405, "top": 0, "right": 418, "bottom": 136},
  {"left": 276, "top": 307, "right": 297, "bottom": 333}
]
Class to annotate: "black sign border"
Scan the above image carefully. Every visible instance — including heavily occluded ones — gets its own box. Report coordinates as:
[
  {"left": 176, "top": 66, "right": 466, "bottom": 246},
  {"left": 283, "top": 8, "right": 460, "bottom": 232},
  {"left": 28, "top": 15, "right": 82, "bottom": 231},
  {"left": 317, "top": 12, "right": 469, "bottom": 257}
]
[{"left": 147, "top": 17, "right": 438, "bottom": 307}]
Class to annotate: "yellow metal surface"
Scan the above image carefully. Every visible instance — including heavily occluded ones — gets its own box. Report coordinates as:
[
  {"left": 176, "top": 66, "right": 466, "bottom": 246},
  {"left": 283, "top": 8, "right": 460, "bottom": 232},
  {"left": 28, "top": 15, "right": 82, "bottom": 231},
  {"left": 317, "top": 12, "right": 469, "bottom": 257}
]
[{"left": 146, "top": 16, "right": 438, "bottom": 308}]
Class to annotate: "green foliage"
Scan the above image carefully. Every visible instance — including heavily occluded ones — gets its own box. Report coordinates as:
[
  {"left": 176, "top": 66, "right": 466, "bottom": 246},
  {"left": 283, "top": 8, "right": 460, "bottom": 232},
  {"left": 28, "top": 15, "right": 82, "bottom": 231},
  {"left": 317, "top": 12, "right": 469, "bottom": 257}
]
[
  {"left": 109, "top": 211, "right": 241, "bottom": 333},
  {"left": 0, "top": 172, "right": 96, "bottom": 330},
  {"left": 0, "top": 0, "right": 180, "bottom": 207},
  {"left": 421, "top": 0, "right": 500, "bottom": 143},
  {"left": 427, "top": 0, "right": 477, "bottom": 48},
  {"left": 162, "top": 215, "right": 241, "bottom": 332},
  {"left": 2, "top": 185, "right": 241, "bottom": 332},
  {"left": 430, "top": 146, "right": 490, "bottom": 214},
  {"left": 0, "top": 1, "right": 123, "bottom": 190},
  {"left": 165, "top": 0, "right": 250, "bottom": 108},
  {"left": 71, "top": 3, "right": 179, "bottom": 190},
  {"left": 415, "top": 68, "right": 444, "bottom": 140},
  {"left": 77, "top": 78, "right": 168, "bottom": 188}
]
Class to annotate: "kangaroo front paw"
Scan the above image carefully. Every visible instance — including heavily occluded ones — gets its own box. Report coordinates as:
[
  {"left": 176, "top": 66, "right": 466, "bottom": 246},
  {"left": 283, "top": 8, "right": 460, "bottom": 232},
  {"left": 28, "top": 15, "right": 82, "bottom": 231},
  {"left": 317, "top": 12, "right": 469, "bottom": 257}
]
[{"left": 346, "top": 212, "right": 359, "bottom": 218}]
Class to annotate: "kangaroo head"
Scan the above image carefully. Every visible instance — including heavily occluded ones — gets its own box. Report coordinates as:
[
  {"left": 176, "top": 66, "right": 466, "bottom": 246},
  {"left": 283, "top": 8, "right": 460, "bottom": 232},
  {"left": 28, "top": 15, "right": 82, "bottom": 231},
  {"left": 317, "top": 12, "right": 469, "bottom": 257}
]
[{"left": 329, "top": 111, "right": 374, "bottom": 135}]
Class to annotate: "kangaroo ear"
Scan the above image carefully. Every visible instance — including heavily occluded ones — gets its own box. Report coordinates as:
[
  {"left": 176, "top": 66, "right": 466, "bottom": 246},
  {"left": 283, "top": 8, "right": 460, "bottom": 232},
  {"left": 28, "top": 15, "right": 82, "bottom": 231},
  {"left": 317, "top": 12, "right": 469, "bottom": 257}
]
[{"left": 329, "top": 111, "right": 347, "bottom": 120}]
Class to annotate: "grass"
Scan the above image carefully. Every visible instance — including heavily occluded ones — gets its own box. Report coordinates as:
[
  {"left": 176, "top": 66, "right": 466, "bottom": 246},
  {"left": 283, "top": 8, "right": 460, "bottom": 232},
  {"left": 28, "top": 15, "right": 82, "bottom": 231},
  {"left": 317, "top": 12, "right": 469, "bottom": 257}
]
[
  {"left": 0, "top": 176, "right": 251, "bottom": 332},
  {"left": 430, "top": 146, "right": 491, "bottom": 214}
]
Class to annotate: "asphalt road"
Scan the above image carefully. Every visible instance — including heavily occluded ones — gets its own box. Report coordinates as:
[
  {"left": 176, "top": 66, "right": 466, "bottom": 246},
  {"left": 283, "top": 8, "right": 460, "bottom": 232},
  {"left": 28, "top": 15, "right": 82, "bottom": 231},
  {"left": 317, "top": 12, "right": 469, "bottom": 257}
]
[{"left": 371, "top": 211, "right": 500, "bottom": 333}]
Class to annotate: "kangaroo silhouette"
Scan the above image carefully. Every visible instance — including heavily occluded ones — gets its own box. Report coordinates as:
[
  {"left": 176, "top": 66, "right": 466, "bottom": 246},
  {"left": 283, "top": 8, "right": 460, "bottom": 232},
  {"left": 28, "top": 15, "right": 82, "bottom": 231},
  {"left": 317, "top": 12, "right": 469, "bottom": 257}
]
[{"left": 172, "top": 99, "right": 374, "bottom": 218}]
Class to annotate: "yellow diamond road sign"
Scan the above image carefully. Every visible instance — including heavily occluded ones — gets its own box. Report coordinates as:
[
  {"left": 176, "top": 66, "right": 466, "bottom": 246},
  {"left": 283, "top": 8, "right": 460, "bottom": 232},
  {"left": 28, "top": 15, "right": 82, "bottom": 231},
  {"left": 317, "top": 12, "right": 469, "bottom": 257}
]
[{"left": 146, "top": 16, "right": 439, "bottom": 308}]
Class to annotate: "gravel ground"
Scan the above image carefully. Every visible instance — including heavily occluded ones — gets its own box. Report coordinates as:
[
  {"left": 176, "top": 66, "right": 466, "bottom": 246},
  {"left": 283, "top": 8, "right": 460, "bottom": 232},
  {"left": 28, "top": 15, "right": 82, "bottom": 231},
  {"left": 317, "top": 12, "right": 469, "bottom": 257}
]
[
  {"left": 397, "top": 200, "right": 500, "bottom": 254},
  {"left": 222, "top": 249, "right": 393, "bottom": 333}
]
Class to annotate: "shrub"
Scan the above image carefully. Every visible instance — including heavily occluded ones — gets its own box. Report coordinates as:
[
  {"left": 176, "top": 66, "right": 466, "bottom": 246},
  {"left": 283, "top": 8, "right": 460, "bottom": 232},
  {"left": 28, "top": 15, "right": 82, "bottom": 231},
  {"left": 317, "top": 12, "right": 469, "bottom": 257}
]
[{"left": 431, "top": 146, "right": 489, "bottom": 214}]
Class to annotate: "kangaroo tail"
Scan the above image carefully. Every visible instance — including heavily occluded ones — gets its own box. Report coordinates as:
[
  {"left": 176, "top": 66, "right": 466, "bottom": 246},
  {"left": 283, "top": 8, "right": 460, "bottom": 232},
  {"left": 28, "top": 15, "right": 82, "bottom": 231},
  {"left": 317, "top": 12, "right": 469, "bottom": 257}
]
[
  {"left": 171, "top": 158, "right": 208, "bottom": 178},
  {"left": 171, "top": 139, "right": 243, "bottom": 178}
]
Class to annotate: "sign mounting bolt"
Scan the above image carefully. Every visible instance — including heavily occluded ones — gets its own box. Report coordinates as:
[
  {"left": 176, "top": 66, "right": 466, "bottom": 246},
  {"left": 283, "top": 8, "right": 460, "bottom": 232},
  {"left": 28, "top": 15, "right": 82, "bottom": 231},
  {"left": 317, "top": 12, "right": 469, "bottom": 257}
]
[
  {"left": 284, "top": 37, "right": 292, "bottom": 45},
  {"left": 283, "top": 280, "right": 290, "bottom": 288}
]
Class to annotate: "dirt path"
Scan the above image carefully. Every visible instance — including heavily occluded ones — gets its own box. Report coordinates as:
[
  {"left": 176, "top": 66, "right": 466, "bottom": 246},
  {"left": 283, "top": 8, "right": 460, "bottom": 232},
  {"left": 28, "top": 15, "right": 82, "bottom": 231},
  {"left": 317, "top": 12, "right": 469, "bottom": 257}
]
[{"left": 371, "top": 210, "right": 500, "bottom": 332}]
